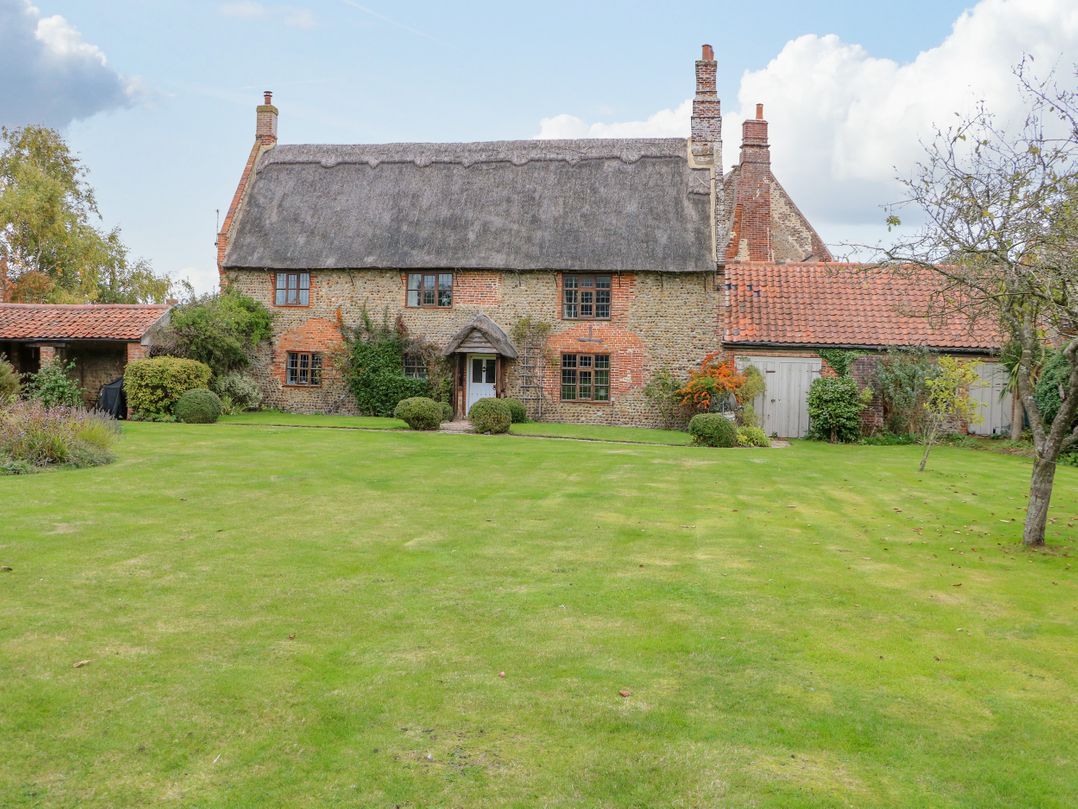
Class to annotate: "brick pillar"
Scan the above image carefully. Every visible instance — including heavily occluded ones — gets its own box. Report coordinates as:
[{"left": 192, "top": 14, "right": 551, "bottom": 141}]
[{"left": 38, "top": 345, "right": 57, "bottom": 365}]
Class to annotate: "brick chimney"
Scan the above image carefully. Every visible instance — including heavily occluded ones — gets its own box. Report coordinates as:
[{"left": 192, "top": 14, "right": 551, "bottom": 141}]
[
  {"left": 218, "top": 91, "right": 278, "bottom": 279},
  {"left": 725, "top": 103, "right": 773, "bottom": 262},
  {"left": 256, "top": 90, "right": 278, "bottom": 144},
  {"left": 690, "top": 44, "right": 721, "bottom": 165}
]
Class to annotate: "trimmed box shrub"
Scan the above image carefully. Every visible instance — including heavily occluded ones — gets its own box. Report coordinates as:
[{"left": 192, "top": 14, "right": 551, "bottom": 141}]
[
  {"left": 125, "top": 357, "right": 212, "bottom": 419},
  {"left": 503, "top": 397, "right": 528, "bottom": 423},
  {"left": 736, "top": 426, "right": 770, "bottom": 447},
  {"left": 469, "top": 397, "right": 511, "bottom": 434},
  {"left": 174, "top": 389, "right": 223, "bottom": 424},
  {"left": 440, "top": 401, "right": 453, "bottom": 422},
  {"left": 689, "top": 413, "right": 738, "bottom": 447},
  {"left": 394, "top": 397, "right": 444, "bottom": 431}
]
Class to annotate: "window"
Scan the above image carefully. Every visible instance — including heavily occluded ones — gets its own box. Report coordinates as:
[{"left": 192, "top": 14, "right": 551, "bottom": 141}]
[
  {"left": 403, "top": 353, "right": 427, "bottom": 379},
  {"left": 275, "top": 272, "right": 310, "bottom": 306},
  {"left": 286, "top": 352, "right": 322, "bottom": 386},
  {"left": 561, "top": 353, "right": 610, "bottom": 402},
  {"left": 407, "top": 272, "right": 453, "bottom": 308},
  {"left": 563, "top": 274, "right": 611, "bottom": 320}
]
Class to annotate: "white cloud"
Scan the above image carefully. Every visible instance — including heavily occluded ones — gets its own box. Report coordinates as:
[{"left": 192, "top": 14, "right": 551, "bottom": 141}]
[
  {"left": 534, "top": 0, "right": 1078, "bottom": 249},
  {"left": 536, "top": 100, "right": 692, "bottom": 139},
  {"left": 0, "top": 0, "right": 142, "bottom": 128},
  {"left": 219, "top": 2, "right": 316, "bottom": 29}
]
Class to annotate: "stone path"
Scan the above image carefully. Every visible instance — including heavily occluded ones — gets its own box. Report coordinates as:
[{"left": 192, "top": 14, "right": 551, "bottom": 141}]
[{"left": 439, "top": 420, "right": 473, "bottom": 434}]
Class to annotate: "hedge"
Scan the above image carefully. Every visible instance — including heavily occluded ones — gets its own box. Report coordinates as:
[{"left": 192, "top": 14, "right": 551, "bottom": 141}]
[{"left": 124, "top": 357, "right": 212, "bottom": 419}]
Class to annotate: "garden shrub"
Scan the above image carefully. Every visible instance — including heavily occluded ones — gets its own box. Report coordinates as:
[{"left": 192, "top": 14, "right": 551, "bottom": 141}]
[
  {"left": 211, "top": 372, "right": 263, "bottom": 413},
  {"left": 174, "top": 389, "right": 223, "bottom": 424},
  {"left": 24, "top": 359, "right": 83, "bottom": 408},
  {"left": 807, "top": 376, "right": 870, "bottom": 443},
  {"left": 1034, "top": 350, "right": 1076, "bottom": 427},
  {"left": 875, "top": 347, "right": 937, "bottom": 434},
  {"left": 678, "top": 353, "right": 746, "bottom": 413},
  {"left": 393, "top": 397, "right": 444, "bottom": 430},
  {"left": 0, "top": 356, "right": 20, "bottom": 404},
  {"left": 1034, "top": 351, "right": 1078, "bottom": 467},
  {"left": 124, "top": 357, "right": 212, "bottom": 418},
  {"left": 689, "top": 413, "right": 738, "bottom": 447},
  {"left": 736, "top": 426, "right": 770, "bottom": 447},
  {"left": 644, "top": 368, "right": 691, "bottom": 429},
  {"left": 154, "top": 290, "right": 273, "bottom": 376},
  {"left": 0, "top": 401, "right": 118, "bottom": 471},
  {"left": 503, "top": 397, "right": 528, "bottom": 423},
  {"left": 440, "top": 401, "right": 453, "bottom": 422},
  {"left": 345, "top": 308, "right": 445, "bottom": 416},
  {"left": 469, "top": 397, "right": 511, "bottom": 434}
]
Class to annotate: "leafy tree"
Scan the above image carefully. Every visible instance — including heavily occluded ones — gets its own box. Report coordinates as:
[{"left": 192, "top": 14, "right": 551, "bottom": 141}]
[
  {"left": 878, "top": 61, "right": 1078, "bottom": 546},
  {"left": 154, "top": 291, "right": 273, "bottom": 377},
  {"left": 919, "top": 357, "right": 983, "bottom": 472},
  {"left": 0, "top": 126, "right": 170, "bottom": 303}
]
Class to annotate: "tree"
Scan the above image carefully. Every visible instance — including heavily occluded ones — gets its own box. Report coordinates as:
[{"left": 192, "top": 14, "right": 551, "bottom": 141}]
[
  {"left": 919, "top": 357, "right": 983, "bottom": 472},
  {"left": 0, "top": 126, "right": 170, "bottom": 303},
  {"left": 878, "top": 60, "right": 1077, "bottom": 545}
]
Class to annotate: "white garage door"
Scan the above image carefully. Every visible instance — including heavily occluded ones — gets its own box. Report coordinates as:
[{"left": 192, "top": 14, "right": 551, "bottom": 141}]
[
  {"left": 968, "top": 361, "right": 1013, "bottom": 436},
  {"left": 736, "top": 356, "right": 822, "bottom": 438}
]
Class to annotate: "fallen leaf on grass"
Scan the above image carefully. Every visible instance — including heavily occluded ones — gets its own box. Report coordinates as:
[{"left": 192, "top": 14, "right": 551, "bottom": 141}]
[
  {"left": 619, "top": 689, "right": 631, "bottom": 698},
  {"left": 73, "top": 659, "right": 90, "bottom": 668}
]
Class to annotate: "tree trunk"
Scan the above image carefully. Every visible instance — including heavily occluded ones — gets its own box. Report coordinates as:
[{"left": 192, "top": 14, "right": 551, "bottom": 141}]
[
  {"left": 1023, "top": 456, "right": 1057, "bottom": 547},
  {"left": 1010, "top": 394, "right": 1023, "bottom": 441}
]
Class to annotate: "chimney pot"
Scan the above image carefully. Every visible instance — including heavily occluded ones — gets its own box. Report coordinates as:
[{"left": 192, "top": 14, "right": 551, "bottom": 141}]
[
  {"left": 264, "top": 90, "right": 273, "bottom": 105},
  {"left": 756, "top": 103, "right": 764, "bottom": 120},
  {"left": 702, "top": 44, "right": 714, "bottom": 61}
]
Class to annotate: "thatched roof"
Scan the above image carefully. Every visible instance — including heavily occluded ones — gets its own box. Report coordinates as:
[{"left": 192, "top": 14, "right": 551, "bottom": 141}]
[
  {"left": 442, "top": 314, "right": 517, "bottom": 358},
  {"left": 223, "top": 139, "right": 714, "bottom": 273}
]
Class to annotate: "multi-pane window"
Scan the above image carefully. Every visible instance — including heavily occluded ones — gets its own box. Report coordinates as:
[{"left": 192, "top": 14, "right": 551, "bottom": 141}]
[
  {"left": 403, "top": 353, "right": 427, "bottom": 379},
  {"left": 407, "top": 272, "right": 453, "bottom": 308},
  {"left": 275, "top": 271, "right": 310, "bottom": 306},
  {"left": 563, "top": 274, "right": 611, "bottom": 320},
  {"left": 286, "top": 351, "right": 322, "bottom": 386},
  {"left": 561, "top": 353, "right": 610, "bottom": 402}
]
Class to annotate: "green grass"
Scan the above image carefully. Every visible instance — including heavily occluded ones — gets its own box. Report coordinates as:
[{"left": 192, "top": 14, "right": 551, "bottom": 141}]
[
  {"left": 220, "top": 410, "right": 407, "bottom": 429},
  {"left": 2, "top": 423, "right": 1077, "bottom": 808},
  {"left": 510, "top": 420, "right": 692, "bottom": 445}
]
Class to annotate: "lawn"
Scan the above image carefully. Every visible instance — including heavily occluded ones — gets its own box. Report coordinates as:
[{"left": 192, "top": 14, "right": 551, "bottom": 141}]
[
  {"left": 2, "top": 423, "right": 1077, "bottom": 808},
  {"left": 509, "top": 420, "right": 693, "bottom": 445}
]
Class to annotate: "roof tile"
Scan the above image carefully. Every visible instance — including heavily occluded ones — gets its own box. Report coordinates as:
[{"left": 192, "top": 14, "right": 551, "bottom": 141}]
[
  {"left": 0, "top": 304, "right": 170, "bottom": 341},
  {"left": 723, "top": 263, "right": 1003, "bottom": 352}
]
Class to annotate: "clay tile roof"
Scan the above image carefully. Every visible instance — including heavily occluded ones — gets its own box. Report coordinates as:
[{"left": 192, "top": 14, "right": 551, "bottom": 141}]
[
  {"left": 723, "top": 263, "right": 1003, "bottom": 352},
  {"left": 0, "top": 304, "right": 171, "bottom": 341}
]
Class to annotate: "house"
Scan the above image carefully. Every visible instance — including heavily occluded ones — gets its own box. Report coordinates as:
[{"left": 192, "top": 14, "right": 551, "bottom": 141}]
[
  {"left": 0, "top": 303, "right": 171, "bottom": 406},
  {"left": 217, "top": 45, "right": 1002, "bottom": 433}
]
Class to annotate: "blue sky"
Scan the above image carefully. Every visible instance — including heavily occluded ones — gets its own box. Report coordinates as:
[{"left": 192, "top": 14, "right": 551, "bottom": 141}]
[{"left": 3, "top": 0, "right": 1076, "bottom": 292}]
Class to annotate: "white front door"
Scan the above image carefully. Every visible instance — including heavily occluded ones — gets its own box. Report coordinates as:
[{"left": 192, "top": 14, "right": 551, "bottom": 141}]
[{"left": 466, "top": 354, "right": 497, "bottom": 414}]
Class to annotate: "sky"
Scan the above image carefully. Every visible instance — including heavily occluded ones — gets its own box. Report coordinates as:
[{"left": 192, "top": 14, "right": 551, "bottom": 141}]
[{"left": 2, "top": 0, "right": 1076, "bottom": 293}]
